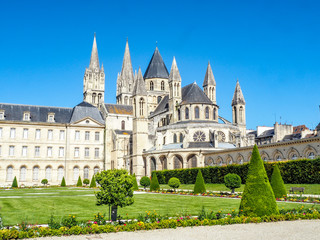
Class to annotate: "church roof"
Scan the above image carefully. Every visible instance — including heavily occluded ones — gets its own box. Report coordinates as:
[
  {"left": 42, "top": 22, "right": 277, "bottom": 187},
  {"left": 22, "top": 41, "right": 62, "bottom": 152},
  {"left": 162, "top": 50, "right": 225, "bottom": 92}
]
[
  {"left": 151, "top": 95, "right": 169, "bottom": 116},
  {"left": 143, "top": 47, "right": 169, "bottom": 79},
  {"left": 133, "top": 67, "right": 147, "bottom": 96},
  {"left": 69, "top": 101, "right": 105, "bottom": 124},
  {"left": 105, "top": 104, "right": 133, "bottom": 115},
  {"left": 181, "top": 82, "right": 213, "bottom": 105},
  {"left": 231, "top": 80, "right": 245, "bottom": 106}
]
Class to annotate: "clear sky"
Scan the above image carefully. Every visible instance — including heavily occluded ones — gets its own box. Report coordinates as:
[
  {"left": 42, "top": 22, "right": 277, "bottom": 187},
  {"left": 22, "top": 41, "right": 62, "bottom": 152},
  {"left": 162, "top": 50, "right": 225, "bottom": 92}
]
[{"left": 0, "top": 0, "right": 319, "bottom": 130}]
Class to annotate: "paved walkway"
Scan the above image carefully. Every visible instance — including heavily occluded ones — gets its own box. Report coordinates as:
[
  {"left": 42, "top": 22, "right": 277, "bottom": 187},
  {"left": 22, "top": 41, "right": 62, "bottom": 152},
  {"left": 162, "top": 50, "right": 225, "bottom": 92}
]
[{"left": 33, "top": 220, "right": 320, "bottom": 240}]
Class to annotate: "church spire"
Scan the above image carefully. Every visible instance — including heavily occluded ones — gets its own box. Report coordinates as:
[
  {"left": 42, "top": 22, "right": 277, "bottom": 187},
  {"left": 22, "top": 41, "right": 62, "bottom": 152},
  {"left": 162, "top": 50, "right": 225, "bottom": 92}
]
[
  {"left": 89, "top": 33, "right": 100, "bottom": 70},
  {"left": 169, "top": 57, "right": 181, "bottom": 83},
  {"left": 232, "top": 79, "right": 245, "bottom": 106},
  {"left": 133, "top": 67, "right": 147, "bottom": 96},
  {"left": 120, "top": 38, "right": 134, "bottom": 86},
  {"left": 203, "top": 61, "right": 216, "bottom": 87}
]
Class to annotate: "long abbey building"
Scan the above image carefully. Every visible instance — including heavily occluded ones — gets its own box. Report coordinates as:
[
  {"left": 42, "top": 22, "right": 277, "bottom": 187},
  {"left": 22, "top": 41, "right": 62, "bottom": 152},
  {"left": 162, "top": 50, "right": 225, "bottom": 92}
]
[{"left": 0, "top": 35, "right": 319, "bottom": 186}]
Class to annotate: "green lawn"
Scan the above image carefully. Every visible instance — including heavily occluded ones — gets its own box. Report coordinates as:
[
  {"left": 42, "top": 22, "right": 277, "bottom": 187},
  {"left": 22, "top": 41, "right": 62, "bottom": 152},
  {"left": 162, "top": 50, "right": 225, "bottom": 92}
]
[
  {"left": 159, "top": 184, "right": 320, "bottom": 195},
  {"left": 0, "top": 187, "right": 318, "bottom": 226}
]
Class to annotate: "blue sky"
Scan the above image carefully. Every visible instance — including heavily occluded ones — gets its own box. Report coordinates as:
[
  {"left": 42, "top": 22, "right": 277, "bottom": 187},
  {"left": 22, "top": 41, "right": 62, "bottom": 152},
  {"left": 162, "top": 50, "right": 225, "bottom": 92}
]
[{"left": 0, "top": 0, "right": 319, "bottom": 130}]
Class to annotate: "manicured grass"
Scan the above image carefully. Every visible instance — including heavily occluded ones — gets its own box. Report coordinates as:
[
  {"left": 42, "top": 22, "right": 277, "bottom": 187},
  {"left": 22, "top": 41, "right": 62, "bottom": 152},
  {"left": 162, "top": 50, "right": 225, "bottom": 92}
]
[
  {"left": 1, "top": 187, "right": 318, "bottom": 226},
  {"left": 159, "top": 184, "right": 320, "bottom": 195}
]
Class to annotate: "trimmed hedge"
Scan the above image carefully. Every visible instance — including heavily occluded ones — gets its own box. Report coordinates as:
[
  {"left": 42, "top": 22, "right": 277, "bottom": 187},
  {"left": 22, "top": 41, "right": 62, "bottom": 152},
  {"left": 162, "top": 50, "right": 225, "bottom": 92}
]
[
  {"left": 271, "top": 164, "right": 287, "bottom": 198},
  {"left": 150, "top": 172, "right": 160, "bottom": 191},
  {"left": 194, "top": 170, "right": 206, "bottom": 194},
  {"left": 153, "top": 158, "right": 320, "bottom": 185}
]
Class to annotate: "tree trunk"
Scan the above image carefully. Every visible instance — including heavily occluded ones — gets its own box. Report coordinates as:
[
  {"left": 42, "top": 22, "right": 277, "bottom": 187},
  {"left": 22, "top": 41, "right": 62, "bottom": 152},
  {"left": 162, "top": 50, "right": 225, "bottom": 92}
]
[
  {"left": 231, "top": 188, "right": 235, "bottom": 194},
  {"left": 111, "top": 205, "right": 118, "bottom": 221}
]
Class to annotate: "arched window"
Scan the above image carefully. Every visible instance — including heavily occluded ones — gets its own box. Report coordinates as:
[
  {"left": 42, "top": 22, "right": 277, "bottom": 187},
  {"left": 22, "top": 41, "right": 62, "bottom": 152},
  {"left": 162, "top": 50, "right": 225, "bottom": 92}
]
[
  {"left": 124, "top": 96, "right": 128, "bottom": 105},
  {"left": 195, "top": 106, "right": 199, "bottom": 119},
  {"left": 179, "top": 133, "right": 184, "bottom": 142},
  {"left": 7, "top": 166, "right": 13, "bottom": 181},
  {"left": 161, "top": 81, "right": 165, "bottom": 90},
  {"left": 173, "top": 134, "right": 177, "bottom": 143},
  {"left": 58, "top": 167, "right": 64, "bottom": 181},
  {"left": 239, "top": 106, "right": 243, "bottom": 123},
  {"left": 157, "top": 96, "right": 162, "bottom": 103},
  {"left": 213, "top": 108, "right": 217, "bottom": 120},
  {"left": 276, "top": 155, "right": 282, "bottom": 161},
  {"left": 98, "top": 93, "right": 102, "bottom": 103},
  {"left": 92, "top": 93, "right": 96, "bottom": 104},
  {"left": 178, "top": 109, "right": 181, "bottom": 121},
  {"left": 45, "top": 166, "right": 52, "bottom": 180},
  {"left": 150, "top": 81, "right": 154, "bottom": 90},
  {"left": 205, "top": 107, "right": 209, "bottom": 119},
  {"left": 185, "top": 107, "right": 189, "bottom": 119},
  {"left": 139, "top": 98, "right": 144, "bottom": 116},
  {"left": 84, "top": 167, "right": 89, "bottom": 179},
  {"left": 291, "top": 154, "right": 297, "bottom": 160},
  {"left": 121, "top": 120, "right": 125, "bottom": 130},
  {"left": 20, "top": 166, "right": 26, "bottom": 181},
  {"left": 308, "top": 152, "right": 315, "bottom": 159},
  {"left": 234, "top": 106, "right": 237, "bottom": 123},
  {"left": 33, "top": 166, "right": 39, "bottom": 181},
  {"left": 94, "top": 167, "right": 99, "bottom": 175},
  {"left": 73, "top": 166, "right": 79, "bottom": 180}
]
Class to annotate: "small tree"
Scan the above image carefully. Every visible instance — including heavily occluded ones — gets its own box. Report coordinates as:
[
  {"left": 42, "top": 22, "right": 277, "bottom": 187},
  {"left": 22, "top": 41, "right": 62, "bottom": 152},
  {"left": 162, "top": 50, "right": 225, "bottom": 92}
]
[
  {"left": 168, "top": 177, "right": 180, "bottom": 192},
  {"left": 132, "top": 173, "right": 139, "bottom": 191},
  {"left": 95, "top": 169, "right": 134, "bottom": 221},
  {"left": 41, "top": 179, "right": 48, "bottom": 186},
  {"left": 224, "top": 173, "right": 241, "bottom": 193},
  {"left": 12, "top": 176, "right": 18, "bottom": 188},
  {"left": 239, "top": 145, "right": 279, "bottom": 217},
  {"left": 140, "top": 176, "right": 151, "bottom": 189},
  {"left": 194, "top": 170, "right": 206, "bottom": 194},
  {"left": 61, "top": 177, "right": 66, "bottom": 187},
  {"left": 77, "top": 176, "right": 82, "bottom": 187},
  {"left": 83, "top": 179, "right": 90, "bottom": 186},
  {"left": 150, "top": 172, "right": 160, "bottom": 191},
  {"left": 270, "top": 164, "right": 287, "bottom": 198},
  {"left": 89, "top": 175, "right": 96, "bottom": 188}
]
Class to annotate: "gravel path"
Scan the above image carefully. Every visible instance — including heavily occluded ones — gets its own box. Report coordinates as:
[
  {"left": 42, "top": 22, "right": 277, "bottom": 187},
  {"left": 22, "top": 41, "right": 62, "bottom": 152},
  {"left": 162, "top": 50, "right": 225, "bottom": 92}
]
[{"left": 33, "top": 220, "right": 320, "bottom": 240}]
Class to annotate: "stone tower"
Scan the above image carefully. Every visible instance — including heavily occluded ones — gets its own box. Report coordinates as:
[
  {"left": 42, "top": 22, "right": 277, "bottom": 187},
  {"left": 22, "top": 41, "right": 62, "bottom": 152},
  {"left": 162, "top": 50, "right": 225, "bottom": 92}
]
[
  {"left": 116, "top": 39, "right": 135, "bottom": 105},
  {"left": 232, "top": 80, "right": 246, "bottom": 131},
  {"left": 132, "top": 68, "right": 148, "bottom": 180},
  {"left": 83, "top": 34, "right": 105, "bottom": 108},
  {"left": 168, "top": 57, "right": 182, "bottom": 123},
  {"left": 203, "top": 62, "right": 216, "bottom": 104}
]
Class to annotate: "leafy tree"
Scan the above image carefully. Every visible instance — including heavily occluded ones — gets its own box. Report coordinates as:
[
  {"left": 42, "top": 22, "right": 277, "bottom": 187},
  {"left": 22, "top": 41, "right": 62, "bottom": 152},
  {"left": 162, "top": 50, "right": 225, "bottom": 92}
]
[
  {"left": 194, "top": 170, "right": 206, "bottom": 194},
  {"left": 41, "top": 179, "right": 48, "bottom": 186},
  {"left": 77, "top": 176, "right": 82, "bottom": 187},
  {"left": 89, "top": 175, "right": 96, "bottom": 188},
  {"left": 168, "top": 177, "right": 180, "bottom": 192},
  {"left": 83, "top": 179, "right": 90, "bottom": 186},
  {"left": 12, "top": 176, "right": 18, "bottom": 188},
  {"left": 95, "top": 169, "right": 134, "bottom": 221},
  {"left": 239, "top": 145, "right": 279, "bottom": 217},
  {"left": 132, "top": 173, "right": 139, "bottom": 191},
  {"left": 270, "top": 164, "right": 287, "bottom": 198},
  {"left": 140, "top": 176, "right": 151, "bottom": 189},
  {"left": 61, "top": 177, "right": 66, "bottom": 187},
  {"left": 224, "top": 173, "right": 241, "bottom": 193},
  {"left": 150, "top": 172, "right": 160, "bottom": 191}
]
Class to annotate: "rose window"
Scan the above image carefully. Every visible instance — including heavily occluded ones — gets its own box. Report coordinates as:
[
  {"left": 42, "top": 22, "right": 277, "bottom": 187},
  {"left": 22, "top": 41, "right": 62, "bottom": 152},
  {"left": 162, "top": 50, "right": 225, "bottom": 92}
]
[
  {"left": 193, "top": 131, "right": 206, "bottom": 142},
  {"left": 217, "top": 131, "right": 226, "bottom": 142}
]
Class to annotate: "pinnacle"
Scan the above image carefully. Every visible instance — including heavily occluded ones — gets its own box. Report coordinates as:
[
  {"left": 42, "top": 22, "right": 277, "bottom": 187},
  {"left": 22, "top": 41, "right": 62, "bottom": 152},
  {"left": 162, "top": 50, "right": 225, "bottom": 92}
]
[
  {"left": 203, "top": 62, "right": 216, "bottom": 87},
  {"left": 89, "top": 34, "right": 100, "bottom": 70},
  {"left": 133, "top": 67, "right": 147, "bottom": 96},
  {"left": 232, "top": 80, "right": 245, "bottom": 106},
  {"left": 169, "top": 57, "right": 181, "bottom": 82}
]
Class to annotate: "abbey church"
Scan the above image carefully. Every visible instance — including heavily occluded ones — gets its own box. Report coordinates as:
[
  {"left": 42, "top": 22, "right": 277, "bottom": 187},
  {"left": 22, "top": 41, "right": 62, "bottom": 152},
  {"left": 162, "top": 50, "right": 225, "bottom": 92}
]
[{"left": 0, "top": 35, "right": 319, "bottom": 186}]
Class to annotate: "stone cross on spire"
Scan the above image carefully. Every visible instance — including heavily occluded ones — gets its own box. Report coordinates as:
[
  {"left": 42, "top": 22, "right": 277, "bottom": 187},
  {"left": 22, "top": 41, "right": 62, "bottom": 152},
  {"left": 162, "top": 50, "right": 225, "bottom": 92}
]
[
  {"left": 89, "top": 33, "right": 100, "bottom": 70},
  {"left": 232, "top": 79, "right": 246, "bottom": 106}
]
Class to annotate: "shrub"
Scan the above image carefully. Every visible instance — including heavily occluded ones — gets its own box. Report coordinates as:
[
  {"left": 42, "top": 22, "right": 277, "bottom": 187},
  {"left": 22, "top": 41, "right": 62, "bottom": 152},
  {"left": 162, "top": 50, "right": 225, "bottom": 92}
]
[
  {"left": 77, "top": 176, "right": 82, "bottom": 187},
  {"left": 132, "top": 173, "right": 139, "bottom": 191},
  {"left": 150, "top": 172, "right": 160, "bottom": 191},
  {"left": 12, "top": 176, "right": 18, "bottom": 188},
  {"left": 61, "top": 215, "right": 78, "bottom": 228},
  {"left": 48, "top": 214, "right": 61, "bottom": 229},
  {"left": 168, "top": 177, "right": 180, "bottom": 192},
  {"left": 83, "top": 179, "right": 90, "bottom": 186},
  {"left": 41, "top": 179, "right": 48, "bottom": 186},
  {"left": 239, "top": 145, "right": 279, "bottom": 217},
  {"left": 140, "top": 176, "right": 151, "bottom": 189},
  {"left": 61, "top": 177, "right": 66, "bottom": 187},
  {"left": 194, "top": 170, "right": 206, "bottom": 194},
  {"left": 0, "top": 214, "right": 3, "bottom": 229},
  {"left": 270, "top": 164, "right": 287, "bottom": 198},
  {"left": 224, "top": 173, "right": 241, "bottom": 193},
  {"left": 89, "top": 175, "right": 96, "bottom": 188}
]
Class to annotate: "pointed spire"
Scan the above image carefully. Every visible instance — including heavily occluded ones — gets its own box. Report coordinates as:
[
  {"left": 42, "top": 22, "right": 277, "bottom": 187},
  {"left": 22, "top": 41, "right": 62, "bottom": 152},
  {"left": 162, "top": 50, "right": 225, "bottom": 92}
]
[
  {"left": 203, "top": 61, "right": 216, "bottom": 87},
  {"left": 120, "top": 38, "right": 134, "bottom": 85},
  {"left": 101, "top": 63, "right": 104, "bottom": 71},
  {"left": 89, "top": 33, "right": 100, "bottom": 70},
  {"left": 169, "top": 57, "right": 181, "bottom": 82},
  {"left": 133, "top": 67, "right": 147, "bottom": 96},
  {"left": 232, "top": 79, "right": 245, "bottom": 106},
  {"left": 144, "top": 47, "right": 169, "bottom": 79}
]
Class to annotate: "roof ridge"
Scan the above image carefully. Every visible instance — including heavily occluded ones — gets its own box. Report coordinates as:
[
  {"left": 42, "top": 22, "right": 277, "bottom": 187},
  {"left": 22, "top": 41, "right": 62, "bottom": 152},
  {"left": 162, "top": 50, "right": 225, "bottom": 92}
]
[{"left": 0, "top": 103, "right": 73, "bottom": 109}]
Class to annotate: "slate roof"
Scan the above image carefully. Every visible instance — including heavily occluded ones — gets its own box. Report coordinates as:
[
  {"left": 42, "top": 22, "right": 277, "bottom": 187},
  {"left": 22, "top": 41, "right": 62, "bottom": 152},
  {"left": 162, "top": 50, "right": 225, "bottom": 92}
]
[
  {"left": 181, "top": 82, "right": 213, "bottom": 105},
  {"left": 69, "top": 102, "right": 104, "bottom": 124},
  {"left": 151, "top": 95, "right": 169, "bottom": 116},
  {"left": 143, "top": 47, "right": 169, "bottom": 79},
  {"left": 188, "top": 142, "right": 213, "bottom": 148},
  {"left": 105, "top": 104, "right": 133, "bottom": 115},
  {"left": 256, "top": 129, "right": 274, "bottom": 138},
  {"left": 114, "top": 130, "right": 132, "bottom": 135}
]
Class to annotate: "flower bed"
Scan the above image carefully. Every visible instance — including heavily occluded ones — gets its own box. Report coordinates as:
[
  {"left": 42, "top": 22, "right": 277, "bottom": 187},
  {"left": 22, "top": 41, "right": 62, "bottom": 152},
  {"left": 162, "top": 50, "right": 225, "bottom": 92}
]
[{"left": 0, "top": 208, "right": 319, "bottom": 239}]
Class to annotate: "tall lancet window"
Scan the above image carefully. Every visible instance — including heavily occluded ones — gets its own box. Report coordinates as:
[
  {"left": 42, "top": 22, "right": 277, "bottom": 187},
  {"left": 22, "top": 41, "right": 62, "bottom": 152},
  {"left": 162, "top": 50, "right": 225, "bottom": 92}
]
[
  {"left": 150, "top": 81, "right": 154, "bottom": 91},
  {"left": 239, "top": 106, "right": 243, "bottom": 123},
  {"left": 139, "top": 98, "right": 144, "bottom": 116},
  {"left": 214, "top": 108, "right": 217, "bottom": 120},
  {"left": 234, "top": 106, "right": 237, "bottom": 123},
  {"left": 161, "top": 81, "right": 165, "bottom": 90},
  {"left": 92, "top": 93, "right": 96, "bottom": 104},
  {"left": 185, "top": 107, "right": 189, "bottom": 120},
  {"left": 205, "top": 107, "right": 209, "bottom": 119},
  {"left": 195, "top": 107, "right": 200, "bottom": 119}
]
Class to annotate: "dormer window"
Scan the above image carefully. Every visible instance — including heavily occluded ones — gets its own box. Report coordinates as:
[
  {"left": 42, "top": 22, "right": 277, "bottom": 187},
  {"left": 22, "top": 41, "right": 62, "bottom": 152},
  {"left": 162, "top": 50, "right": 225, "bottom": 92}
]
[
  {"left": 48, "top": 113, "right": 55, "bottom": 123},
  {"left": 23, "top": 112, "right": 30, "bottom": 121},
  {"left": 0, "top": 110, "right": 4, "bottom": 120}
]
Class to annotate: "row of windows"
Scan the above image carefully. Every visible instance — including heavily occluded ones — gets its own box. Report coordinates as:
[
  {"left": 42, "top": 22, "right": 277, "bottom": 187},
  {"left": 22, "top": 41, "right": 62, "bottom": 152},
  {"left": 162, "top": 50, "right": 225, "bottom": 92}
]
[
  {"left": 0, "top": 111, "right": 56, "bottom": 122},
  {"left": 1, "top": 145, "right": 100, "bottom": 158},
  {"left": 0, "top": 128, "right": 100, "bottom": 141},
  {"left": 6, "top": 166, "right": 100, "bottom": 182},
  {"left": 149, "top": 81, "right": 165, "bottom": 91},
  {"left": 178, "top": 106, "right": 217, "bottom": 121}
]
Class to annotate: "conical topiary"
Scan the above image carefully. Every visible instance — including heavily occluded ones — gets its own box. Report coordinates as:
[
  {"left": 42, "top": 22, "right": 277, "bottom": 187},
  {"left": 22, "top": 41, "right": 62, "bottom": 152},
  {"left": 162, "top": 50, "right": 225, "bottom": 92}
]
[
  {"left": 270, "top": 164, "right": 287, "bottom": 198},
  {"left": 61, "top": 176, "right": 66, "bottom": 187},
  {"left": 12, "top": 176, "right": 18, "bottom": 188},
  {"left": 76, "top": 176, "right": 82, "bottom": 187},
  {"left": 239, "top": 145, "right": 279, "bottom": 217},
  {"left": 132, "top": 173, "right": 139, "bottom": 191},
  {"left": 89, "top": 175, "right": 96, "bottom": 188},
  {"left": 194, "top": 170, "right": 206, "bottom": 194},
  {"left": 150, "top": 172, "right": 160, "bottom": 191}
]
